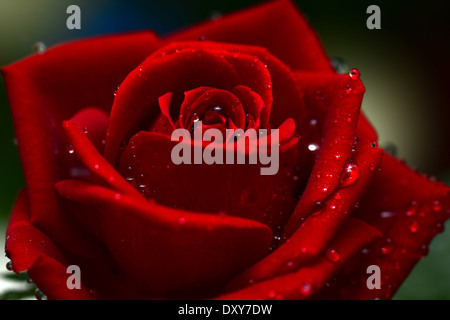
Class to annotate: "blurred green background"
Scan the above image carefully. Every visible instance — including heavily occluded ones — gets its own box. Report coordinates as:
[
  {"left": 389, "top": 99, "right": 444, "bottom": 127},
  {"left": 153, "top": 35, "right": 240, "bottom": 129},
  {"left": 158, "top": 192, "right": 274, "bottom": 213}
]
[{"left": 0, "top": 0, "right": 449, "bottom": 299}]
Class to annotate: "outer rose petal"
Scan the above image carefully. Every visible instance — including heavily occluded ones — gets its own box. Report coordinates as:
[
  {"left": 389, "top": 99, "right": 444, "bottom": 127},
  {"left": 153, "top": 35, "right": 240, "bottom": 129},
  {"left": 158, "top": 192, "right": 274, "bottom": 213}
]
[
  {"left": 227, "top": 133, "right": 383, "bottom": 290},
  {"left": 217, "top": 218, "right": 381, "bottom": 300},
  {"left": 1, "top": 32, "right": 162, "bottom": 258},
  {"left": 55, "top": 178, "right": 273, "bottom": 298},
  {"left": 5, "top": 190, "right": 93, "bottom": 300},
  {"left": 316, "top": 154, "right": 450, "bottom": 299},
  {"left": 166, "top": 0, "right": 333, "bottom": 72},
  {"left": 284, "top": 72, "right": 366, "bottom": 236}
]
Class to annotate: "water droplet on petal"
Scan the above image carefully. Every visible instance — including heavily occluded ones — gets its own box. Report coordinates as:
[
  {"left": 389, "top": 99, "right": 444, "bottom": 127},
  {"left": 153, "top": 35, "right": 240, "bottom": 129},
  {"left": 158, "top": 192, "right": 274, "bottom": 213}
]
[
  {"left": 380, "top": 211, "right": 396, "bottom": 219},
  {"left": 308, "top": 143, "right": 319, "bottom": 152},
  {"left": 409, "top": 220, "right": 419, "bottom": 233},
  {"left": 6, "top": 261, "right": 13, "bottom": 271},
  {"left": 432, "top": 200, "right": 442, "bottom": 212},
  {"left": 198, "top": 35, "right": 206, "bottom": 41},
  {"left": 371, "top": 141, "right": 378, "bottom": 148},
  {"left": 310, "top": 119, "right": 318, "bottom": 126},
  {"left": 232, "top": 48, "right": 240, "bottom": 58},
  {"left": 300, "top": 283, "right": 313, "bottom": 296},
  {"left": 334, "top": 153, "right": 341, "bottom": 160},
  {"left": 326, "top": 248, "right": 340, "bottom": 262},
  {"left": 381, "top": 240, "right": 395, "bottom": 255},
  {"left": 340, "top": 161, "right": 360, "bottom": 187},
  {"left": 334, "top": 193, "right": 342, "bottom": 200},
  {"left": 67, "top": 145, "right": 75, "bottom": 154},
  {"left": 406, "top": 201, "right": 418, "bottom": 217},
  {"left": 349, "top": 68, "right": 360, "bottom": 80},
  {"left": 114, "top": 193, "right": 121, "bottom": 200},
  {"left": 369, "top": 163, "right": 377, "bottom": 172},
  {"left": 178, "top": 217, "right": 186, "bottom": 225},
  {"left": 267, "top": 290, "right": 277, "bottom": 299}
]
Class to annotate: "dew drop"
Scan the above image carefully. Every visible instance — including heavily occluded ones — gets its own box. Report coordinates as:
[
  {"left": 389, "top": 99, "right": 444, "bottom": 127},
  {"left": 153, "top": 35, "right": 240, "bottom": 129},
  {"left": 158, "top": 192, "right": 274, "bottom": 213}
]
[
  {"left": 178, "top": 217, "right": 186, "bottom": 225},
  {"left": 326, "top": 248, "right": 340, "bottom": 262},
  {"left": 308, "top": 143, "right": 319, "bottom": 152},
  {"left": 334, "top": 153, "right": 341, "bottom": 160},
  {"left": 381, "top": 240, "right": 395, "bottom": 255},
  {"left": 6, "top": 261, "right": 12, "bottom": 271},
  {"left": 380, "top": 211, "right": 396, "bottom": 219},
  {"left": 198, "top": 35, "right": 206, "bottom": 41},
  {"left": 432, "top": 200, "right": 442, "bottom": 212},
  {"left": 26, "top": 277, "right": 33, "bottom": 284},
  {"left": 94, "top": 164, "right": 100, "bottom": 170},
  {"left": 340, "top": 161, "right": 360, "bottom": 187},
  {"left": 349, "top": 68, "right": 360, "bottom": 80},
  {"left": 35, "top": 288, "right": 47, "bottom": 300},
  {"left": 406, "top": 201, "right": 418, "bottom": 217},
  {"left": 310, "top": 119, "right": 318, "bottom": 126},
  {"left": 67, "top": 145, "right": 75, "bottom": 154},
  {"left": 371, "top": 141, "right": 378, "bottom": 148},
  {"left": 409, "top": 220, "right": 419, "bottom": 233},
  {"left": 267, "top": 290, "right": 277, "bottom": 299},
  {"left": 329, "top": 204, "right": 337, "bottom": 210},
  {"left": 369, "top": 163, "right": 377, "bottom": 172},
  {"left": 299, "top": 283, "right": 313, "bottom": 296},
  {"left": 232, "top": 48, "right": 240, "bottom": 58},
  {"left": 82, "top": 127, "right": 88, "bottom": 134},
  {"left": 32, "top": 42, "right": 47, "bottom": 54},
  {"left": 114, "top": 85, "right": 121, "bottom": 97},
  {"left": 334, "top": 193, "right": 342, "bottom": 200},
  {"left": 114, "top": 193, "right": 121, "bottom": 200}
]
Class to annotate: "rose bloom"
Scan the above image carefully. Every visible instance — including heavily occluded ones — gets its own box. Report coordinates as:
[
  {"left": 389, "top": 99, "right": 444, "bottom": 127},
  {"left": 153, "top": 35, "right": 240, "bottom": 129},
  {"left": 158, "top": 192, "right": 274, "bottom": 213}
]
[{"left": 2, "top": 0, "right": 449, "bottom": 300}]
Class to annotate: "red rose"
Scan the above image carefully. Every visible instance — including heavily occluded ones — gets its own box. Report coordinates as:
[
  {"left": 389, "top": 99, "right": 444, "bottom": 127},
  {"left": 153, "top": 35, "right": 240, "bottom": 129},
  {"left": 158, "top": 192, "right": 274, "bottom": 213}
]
[{"left": 2, "top": 0, "right": 449, "bottom": 300}]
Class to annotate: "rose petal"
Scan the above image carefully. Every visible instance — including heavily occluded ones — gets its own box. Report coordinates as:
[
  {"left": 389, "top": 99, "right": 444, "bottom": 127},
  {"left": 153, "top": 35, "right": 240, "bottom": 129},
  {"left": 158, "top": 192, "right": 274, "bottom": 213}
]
[
  {"left": 2, "top": 32, "right": 161, "bottom": 259},
  {"left": 166, "top": 0, "right": 333, "bottom": 72},
  {"left": 118, "top": 128, "right": 301, "bottom": 233},
  {"left": 317, "top": 154, "right": 450, "bottom": 299},
  {"left": 62, "top": 120, "right": 141, "bottom": 196},
  {"left": 104, "top": 47, "right": 243, "bottom": 165},
  {"left": 284, "top": 72, "right": 366, "bottom": 236},
  {"left": 55, "top": 179, "right": 273, "bottom": 298},
  {"left": 157, "top": 41, "right": 307, "bottom": 132},
  {"left": 5, "top": 190, "right": 93, "bottom": 299},
  {"left": 227, "top": 133, "right": 383, "bottom": 290},
  {"left": 218, "top": 218, "right": 381, "bottom": 300}
]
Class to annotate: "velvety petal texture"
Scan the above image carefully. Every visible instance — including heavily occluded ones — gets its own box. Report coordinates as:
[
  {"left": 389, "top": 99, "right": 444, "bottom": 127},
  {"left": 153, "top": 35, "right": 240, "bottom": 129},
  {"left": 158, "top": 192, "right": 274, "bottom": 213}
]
[{"left": 2, "top": 0, "right": 449, "bottom": 301}]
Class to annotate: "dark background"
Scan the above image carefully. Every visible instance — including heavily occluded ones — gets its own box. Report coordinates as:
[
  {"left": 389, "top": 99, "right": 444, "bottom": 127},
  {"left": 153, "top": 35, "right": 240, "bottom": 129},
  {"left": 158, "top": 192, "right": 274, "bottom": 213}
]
[{"left": 0, "top": 0, "right": 449, "bottom": 299}]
